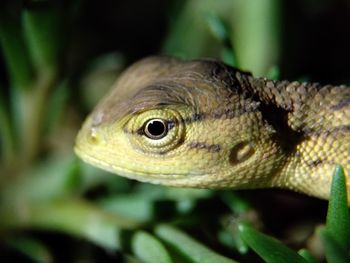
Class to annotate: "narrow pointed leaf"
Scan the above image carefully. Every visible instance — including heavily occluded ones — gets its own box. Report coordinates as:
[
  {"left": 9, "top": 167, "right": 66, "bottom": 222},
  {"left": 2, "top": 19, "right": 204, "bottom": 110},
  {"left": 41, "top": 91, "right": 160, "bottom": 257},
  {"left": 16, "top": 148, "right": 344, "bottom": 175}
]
[
  {"left": 326, "top": 165, "right": 350, "bottom": 251},
  {"left": 238, "top": 222, "right": 308, "bottom": 263},
  {"left": 155, "top": 224, "right": 237, "bottom": 263},
  {"left": 320, "top": 229, "right": 349, "bottom": 263},
  {"left": 298, "top": 249, "right": 317, "bottom": 263}
]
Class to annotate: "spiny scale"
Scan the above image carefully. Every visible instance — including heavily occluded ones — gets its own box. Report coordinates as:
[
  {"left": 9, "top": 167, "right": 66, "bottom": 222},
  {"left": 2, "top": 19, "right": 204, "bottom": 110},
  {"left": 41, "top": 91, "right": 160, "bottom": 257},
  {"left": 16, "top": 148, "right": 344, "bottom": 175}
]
[{"left": 75, "top": 56, "right": 350, "bottom": 200}]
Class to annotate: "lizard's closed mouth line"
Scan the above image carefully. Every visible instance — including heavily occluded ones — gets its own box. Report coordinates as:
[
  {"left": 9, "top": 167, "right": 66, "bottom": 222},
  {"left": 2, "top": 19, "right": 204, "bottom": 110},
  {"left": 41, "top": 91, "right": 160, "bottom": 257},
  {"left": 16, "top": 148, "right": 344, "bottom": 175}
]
[{"left": 74, "top": 145, "right": 204, "bottom": 181}]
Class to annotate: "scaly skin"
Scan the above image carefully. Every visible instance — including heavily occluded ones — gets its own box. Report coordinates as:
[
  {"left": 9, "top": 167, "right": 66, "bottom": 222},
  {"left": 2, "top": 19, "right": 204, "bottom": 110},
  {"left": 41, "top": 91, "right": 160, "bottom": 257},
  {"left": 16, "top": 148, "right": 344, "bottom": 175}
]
[{"left": 75, "top": 57, "right": 350, "bottom": 200}]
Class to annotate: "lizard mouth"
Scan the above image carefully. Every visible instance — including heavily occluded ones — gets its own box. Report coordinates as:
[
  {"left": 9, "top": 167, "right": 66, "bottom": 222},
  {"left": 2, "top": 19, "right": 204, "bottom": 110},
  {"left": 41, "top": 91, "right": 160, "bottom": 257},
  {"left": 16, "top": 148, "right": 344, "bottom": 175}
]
[{"left": 74, "top": 145, "right": 203, "bottom": 185}]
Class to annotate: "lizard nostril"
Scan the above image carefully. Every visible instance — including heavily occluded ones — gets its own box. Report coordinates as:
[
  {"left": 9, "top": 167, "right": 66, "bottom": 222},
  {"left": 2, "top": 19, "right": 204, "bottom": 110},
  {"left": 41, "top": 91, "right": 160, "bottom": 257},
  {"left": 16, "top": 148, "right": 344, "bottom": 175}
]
[{"left": 88, "top": 128, "right": 100, "bottom": 144}]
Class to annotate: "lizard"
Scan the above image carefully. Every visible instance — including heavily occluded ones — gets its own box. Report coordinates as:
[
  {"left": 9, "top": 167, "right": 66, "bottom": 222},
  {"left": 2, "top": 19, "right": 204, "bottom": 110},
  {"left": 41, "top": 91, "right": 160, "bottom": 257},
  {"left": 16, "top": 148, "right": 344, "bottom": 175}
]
[{"left": 75, "top": 56, "right": 350, "bottom": 200}]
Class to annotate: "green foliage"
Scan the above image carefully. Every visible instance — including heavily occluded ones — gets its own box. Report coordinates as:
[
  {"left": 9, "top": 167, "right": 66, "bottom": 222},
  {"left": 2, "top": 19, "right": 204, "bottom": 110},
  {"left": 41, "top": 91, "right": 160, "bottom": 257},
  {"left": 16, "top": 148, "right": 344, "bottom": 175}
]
[
  {"left": 0, "top": 10, "right": 33, "bottom": 90},
  {"left": 319, "top": 230, "right": 349, "bottom": 263},
  {"left": 132, "top": 231, "right": 173, "bottom": 263},
  {"left": 23, "top": 3, "right": 62, "bottom": 75},
  {"left": 326, "top": 165, "right": 350, "bottom": 249},
  {"left": 298, "top": 249, "right": 318, "bottom": 263},
  {"left": 7, "top": 236, "right": 52, "bottom": 263},
  {"left": 155, "top": 225, "right": 237, "bottom": 263},
  {"left": 163, "top": 0, "right": 280, "bottom": 76},
  {"left": 236, "top": 165, "right": 350, "bottom": 263},
  {"left": 238, "top": 223, "right": 308, "bottom": 263},
  {"left": 229, "top": 0, "right": 281, "bottom": 76},
  {"left": 322, "top": 165, "right": 350, "bottom": 262}
]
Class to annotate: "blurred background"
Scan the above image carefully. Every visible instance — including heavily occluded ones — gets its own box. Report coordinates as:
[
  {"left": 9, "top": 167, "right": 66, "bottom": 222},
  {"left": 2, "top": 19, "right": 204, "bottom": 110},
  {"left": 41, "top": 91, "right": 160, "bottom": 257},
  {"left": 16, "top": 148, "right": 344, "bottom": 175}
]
[{"left": 1, "top": 0, "right": 350, "bottom": 262}]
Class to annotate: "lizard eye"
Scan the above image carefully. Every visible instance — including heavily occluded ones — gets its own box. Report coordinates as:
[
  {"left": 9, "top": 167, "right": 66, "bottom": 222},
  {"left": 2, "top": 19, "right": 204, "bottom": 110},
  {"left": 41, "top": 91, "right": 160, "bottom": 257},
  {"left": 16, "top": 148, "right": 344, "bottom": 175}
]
[
  {"left": 126, "top": 109, "right": 184, "bottom": 154},
  {"left": 144, "top": 119, "right": 168, "bottom": 139}
]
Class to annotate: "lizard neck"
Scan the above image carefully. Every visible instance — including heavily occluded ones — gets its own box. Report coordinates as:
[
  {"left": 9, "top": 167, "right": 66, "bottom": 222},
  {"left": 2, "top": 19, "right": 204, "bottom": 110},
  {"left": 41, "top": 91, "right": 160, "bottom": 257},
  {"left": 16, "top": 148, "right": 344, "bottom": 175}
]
[{"left": 273, "top": 132, "right": 350, "bottom": 200}]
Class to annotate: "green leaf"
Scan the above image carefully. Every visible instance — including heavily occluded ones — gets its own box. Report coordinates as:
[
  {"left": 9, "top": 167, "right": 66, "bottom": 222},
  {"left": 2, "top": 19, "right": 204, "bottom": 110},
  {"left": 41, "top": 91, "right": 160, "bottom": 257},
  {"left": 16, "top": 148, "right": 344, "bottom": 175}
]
[
  {"left": 320, "top": 228, "right": 349, "bottom": 263},
  {"left": 23, "top": 2, "right": 62, "bottom": 75},
  {"left": 44, "top": 79, "right": 69, "bottom": 132},
  {"left": 220, "top": 47, "right": 237, "bottom": 67},
  {"left": 162, "top": 0, "right": 236, "bottom": 59},
  {"left": 205, "top": 13, "right": 237, "bottom": 66},
  {"left": 80, "top": 52, "right": 124, "bottom": 109},
  {"left": 220, "top": 192, "right": 250, "bottom": 214},
  {"left": 1, "top": 155, "right": 82, "bottom": 203},
  {"left": 0, "top": 199, "right": 140, "bottom": 250},
  {"left": 238, "top": 222, "right": 308, "bottom": 263},
  {"left": 230, "top": 0, "right": 281, "bottom": 76},
  {"left": 99, "top": 194, "right": 154, "bottom": 222},
  {"left": 0, "top": 11, "right": 33, "bottom": 90},
  {"left": 155, "top": 224, "right": 237, "bottom": 263},
  {"left": 7, "top": 237, "right": 52, "bottom": 263},
  {"left": 298, "top": 249, "right": 317, "bottom": 263},
  {"left": 0, "top": 88, "right": 16, "bottom": 166},
  {"left": 266, "top": 65, "right": 280, "bottom": 80},
  {"left": 326, "top": 165, "right": 350, "bottom": 251},
  {"left": 218, "top": 229, "right": 248, "bottom": 254},
  {"left": 132, "top": 231, "right": 173, "bottom": 263},
  {"left": 206, "top": 13, "right": 230, "bottom": 44}
]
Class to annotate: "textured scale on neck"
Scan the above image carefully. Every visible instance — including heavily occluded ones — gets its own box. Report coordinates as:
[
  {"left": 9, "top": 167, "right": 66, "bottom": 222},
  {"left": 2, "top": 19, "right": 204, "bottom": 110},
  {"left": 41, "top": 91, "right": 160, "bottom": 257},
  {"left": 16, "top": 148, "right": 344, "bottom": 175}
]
[{"left": 236, "top": 72, "right": 350, "bottom": 198}]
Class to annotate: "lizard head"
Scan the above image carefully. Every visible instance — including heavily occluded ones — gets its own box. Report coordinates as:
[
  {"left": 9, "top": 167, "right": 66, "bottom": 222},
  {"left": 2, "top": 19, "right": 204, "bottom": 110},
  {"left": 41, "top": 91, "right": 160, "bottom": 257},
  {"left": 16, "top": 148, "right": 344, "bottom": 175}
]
[{"left": 75, "top": 57, "right": 285, "bottom": 189}]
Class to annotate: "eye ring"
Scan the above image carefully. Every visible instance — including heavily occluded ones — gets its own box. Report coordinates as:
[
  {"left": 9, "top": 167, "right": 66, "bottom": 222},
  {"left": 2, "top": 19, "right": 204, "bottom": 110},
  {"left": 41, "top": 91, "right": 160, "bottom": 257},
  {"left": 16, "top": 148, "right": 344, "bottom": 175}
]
[
  {"left": 144, "top": 119, "right": 168, "bottom": 140},
  {"left": 125, "top": 109, "right": 184, "bottom": 154}
]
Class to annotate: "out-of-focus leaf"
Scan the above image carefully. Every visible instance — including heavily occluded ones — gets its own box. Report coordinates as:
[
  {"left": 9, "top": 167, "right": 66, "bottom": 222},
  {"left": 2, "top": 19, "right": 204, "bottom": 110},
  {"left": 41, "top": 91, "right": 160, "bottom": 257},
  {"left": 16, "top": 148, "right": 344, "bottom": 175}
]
[
  {"left": 266, "top": 65, "right": 280, "bottom": 80},
  {"left": 99, "top": 186, "right": 212, "bottom": 222},
  {"left": 205, "top": 13, "right": 236, "bottom": 66},
  {"left": 238, "top": 222, "right": 308, "bottom": 263},
  {"left": 206, "top": 13, "right": 229, "bottom": 44},
  {"left": 298, "top": 249, "right": 317, "bottom": 263},
  {"left": 163, "top": 0, "right": 236, "bottom": 59},
  {"left": 220, "top": 192, "right": 250, "bottom": 214},
  {"left": 132, "top": 231, "right": 173, "bottom": 263},
  {"left": 0, "top": 11, "right": 33, "bottom": 89},
  {"left": 44, "top": 79, "right": 69, "bottom": 132},
  {"left": 136, "top": 184, "right": 212, "bottom": 201},
  {"left": 80, "top": 52, "right": 124, "bottom": 109},
  {"left": 23, "top": 2, "right": 62, "bottom": 75},
  {"left": 136, "top": 184, "right": 212, "bottom": 214},
  {"left": 218, "top": 192, "right": 251, "bottom": 255},
  {"left": 218, "top": 229, "right": 248, "bottom": 254},
  {"left": 99, "top": 194, "right": 154, "bottom": 222},
  {"left": 220, "top": 48, "right": 236, "bottom": 67},
  {"left": 1, "top": 199, "right": 141, "bottom": 250},
  {"left": 326, "top": 165, "right": 350, "bottom": 251},
  {"left": 63, "top": 157, "right": 83, "bottom": 192},
  {"left": 123, "top": 254, "right": 143, "bottom": 263},
  {"left": 230, "top": 0, "right": 281, "bottom": 76},
  {"left": 1, "top": 155, "right": 82, "bottom": 203},
  {"left": 155, "top": 224, "right": 237, "bottom": 263},
  {"left": 319, "top": 228, "right": 349, "bottom": 263},
  {"left": 78, "top": 160, "right": 132, "bottom": 192},
  {"left": 7, "top": 237, "right": 53, "bottom": 263},
  {"left": 0, "top": 88, "right": 16, "bottom": 166}
]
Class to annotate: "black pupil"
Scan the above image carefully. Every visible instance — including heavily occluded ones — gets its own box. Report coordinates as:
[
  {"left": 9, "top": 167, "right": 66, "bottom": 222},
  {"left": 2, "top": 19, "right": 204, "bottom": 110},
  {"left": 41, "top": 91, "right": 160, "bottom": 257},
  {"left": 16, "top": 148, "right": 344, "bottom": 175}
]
[{"left": 147, "top": 120, "right": 166, "bottom": 137}]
